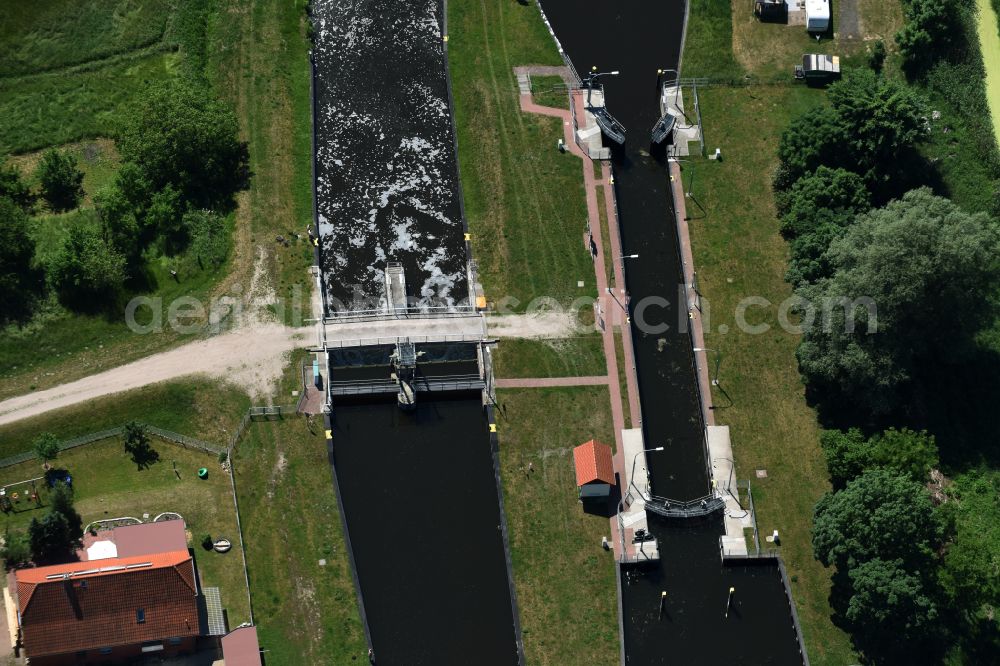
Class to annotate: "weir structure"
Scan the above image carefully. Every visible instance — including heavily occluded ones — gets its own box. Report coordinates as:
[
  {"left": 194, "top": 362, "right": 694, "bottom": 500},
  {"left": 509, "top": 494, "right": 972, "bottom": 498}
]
[
  {"left": 536, "top": 0, "right": 810, "bottom": 663},
  {"left": 307, "top": 1, "right": 519, "bottom": 664}
]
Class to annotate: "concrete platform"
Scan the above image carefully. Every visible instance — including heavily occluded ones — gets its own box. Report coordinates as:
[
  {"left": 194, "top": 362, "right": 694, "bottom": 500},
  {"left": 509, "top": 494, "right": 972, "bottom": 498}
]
[
  {"left": 612, "top": 428, "right": 660, "bottom": 564},
  {"left": 660, "top": 85, "right": 701, "bottom": 157},
  {"left": 708, "top": 425, "right": 755, "bottom": 557},
  {"left": 317, "top": 313, "right": 487, "bottom": 349},
  {"left": 575, "top": 88, "right": 612, "bottom": 160}
]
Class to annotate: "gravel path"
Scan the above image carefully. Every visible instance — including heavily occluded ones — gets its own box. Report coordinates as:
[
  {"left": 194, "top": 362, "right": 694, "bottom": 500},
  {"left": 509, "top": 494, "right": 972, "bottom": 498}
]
[{"left": 0, "top": 325, "right": 309, "bottom": 426}]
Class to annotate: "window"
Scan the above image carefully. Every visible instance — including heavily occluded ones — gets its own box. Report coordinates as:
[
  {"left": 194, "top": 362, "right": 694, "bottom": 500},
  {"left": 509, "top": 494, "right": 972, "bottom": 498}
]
[
  {"left": 136, "top": 608, "right": 145, "bottom": 624},
  {"left": 98, "top": 647, "right": 113, "bottom": 655},
  {"left": 168, "top": 637, "right": 183, "bottom": 646}
]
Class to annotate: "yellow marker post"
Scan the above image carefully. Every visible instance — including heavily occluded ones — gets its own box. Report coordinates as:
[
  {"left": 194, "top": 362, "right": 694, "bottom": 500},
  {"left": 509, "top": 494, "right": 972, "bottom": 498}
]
[
  {"left": 609, "top": 176, "right": 614, "bottom": 185},
  {"left": 443, "top": 35, "right": 449, "bottom": 42},
  {"left": 324, "top": 429, "right": 332, "bottom": 440},
  {"left": 464, "top": 233, "right": 471, "bottom": 241},
  {"left": 489, "top": 423, "right": 497, "bottom": 433}
]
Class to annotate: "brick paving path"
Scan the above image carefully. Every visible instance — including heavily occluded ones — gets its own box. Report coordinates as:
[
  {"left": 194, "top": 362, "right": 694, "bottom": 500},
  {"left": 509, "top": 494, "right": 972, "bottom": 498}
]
[{"left": 517, "top": 80, "right": 642, "bottom": 451}]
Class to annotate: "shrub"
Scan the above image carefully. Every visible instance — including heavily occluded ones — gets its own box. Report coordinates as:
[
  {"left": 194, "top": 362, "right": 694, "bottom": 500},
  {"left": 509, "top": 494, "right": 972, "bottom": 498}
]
[
  {"left": 32, "top": 432, "right": 60, "bottom": 463},
  {"left": 36, "top": 149, "right": 84, "bottom": 212}
]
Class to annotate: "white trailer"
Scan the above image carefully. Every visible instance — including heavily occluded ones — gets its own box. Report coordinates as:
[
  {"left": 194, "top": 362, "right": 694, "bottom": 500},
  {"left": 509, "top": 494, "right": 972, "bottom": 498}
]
[{"left": 805, "top": 0, "right": 831, "bottom": 32}]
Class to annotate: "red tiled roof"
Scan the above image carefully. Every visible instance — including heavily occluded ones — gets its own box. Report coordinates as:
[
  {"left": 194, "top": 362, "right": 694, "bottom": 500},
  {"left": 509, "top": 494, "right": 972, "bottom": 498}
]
[
  {"left": 14, "top": 550, "right": 199, "bottom": 658},
  {"left": 573, "top": 439, "right": 615, "bottom": 486}
]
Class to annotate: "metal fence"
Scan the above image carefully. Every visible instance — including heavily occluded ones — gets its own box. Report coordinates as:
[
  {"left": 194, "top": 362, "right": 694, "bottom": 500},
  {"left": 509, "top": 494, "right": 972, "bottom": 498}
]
[{"left": 0, "top": 423, "right": 224, "bottom": 469}]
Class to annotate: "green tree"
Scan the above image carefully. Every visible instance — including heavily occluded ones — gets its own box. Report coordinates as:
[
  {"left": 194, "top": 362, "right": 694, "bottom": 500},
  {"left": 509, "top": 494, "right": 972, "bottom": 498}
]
[
  {"left": 777, "top": 166, "right": 869, "bottom": 239},
  {"left": 826, "top": 68, "right": 929, "bottom": 185},
  {"left": 1, "top": 529, "right": 31, "bottom": 568},
  {"left": 185, "top": 209, "right": 229, "bottom": 268},
  {"left": 28, "top": 511, "right": 72, "bottom": 562},
  {"left": 36, "top": 149, "right": 84, "bottom": 212},
  {"left": 117, "top": 83, "right": 250, "bottom": 210},
  {"left": 776, "top": 70, "right": 928, "bottom": 191},
  {"left": 819, "top": 428, "right": 869, "bottom": 489},
  {"left": 775, "top": 105, "right": 847, "bottom": 188},
  {"left": 785, "top": 221, "right": 846, "bottom": 286},
  {"left": 32, "top": 432, "right": 60, "bottom": 464},
  {"left": 871, "top": 428, "right": 938, "bottom": 483},
  {"left": 821, "top": 427, "right": 938, "bottom": 489},
  {"left": 0, "top": 162, "right": 35, "bottom": 211},
  {"left": 49, "top": 225, "right": 127, "bottom": 305},
  {"left": 896, "top": 0, "right": 964, "bottom": 73},
  {"left": 939, "top": 471, "right": 1000, "bottom": 620},
  {"left": 49, "top": 482, "right": 83, "bottom": 542},
  {"left": 812, "top": 469, "right": 942, "bottom": 572},
  {"left": 0, "top": 196, "right": 38, "bottom": 322},
  {"left": 146, "top": 185, "right": 185, "bottom": 251},
  {"left": 846, "top": 558, "right": 941, "bottom": 657},
  {"left": 95, "top": 182, "right": 141, "bottom": 268},
  {"left": 123, "top": 421, "right": 159, "bottom": 469},
  {"left": 796, "top": 189, "right": 1000, "bottom": 414},
  {"left": 868, "top": 39, "right": 887, "bottom": 74}
]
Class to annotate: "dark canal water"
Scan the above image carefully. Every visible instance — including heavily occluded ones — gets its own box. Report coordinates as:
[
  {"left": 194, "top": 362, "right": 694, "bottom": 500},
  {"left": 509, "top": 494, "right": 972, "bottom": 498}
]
[
  {"left": 329, "top": 394, "right": 519, "bottom": 665},
  {"left": 536, "top": 1, "right": 806, "bottom": 663},
  {"left": 312, "top": 0, "right": 469, "bottom": 311}
]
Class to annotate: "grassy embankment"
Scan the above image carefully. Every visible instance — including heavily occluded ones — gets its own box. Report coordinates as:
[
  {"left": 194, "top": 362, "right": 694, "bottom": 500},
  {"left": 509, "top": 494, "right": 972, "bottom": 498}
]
[
  {"left": 232, "top": 350, "right": 366, "bottom": 664},
  {"left": 679, "top": 2, "right": 902, "bottom": 663},
  {"left": 687, "top": 2, "right": 1000, "bottom": 661},
  {"left": 449, "top": 0, "right": 605, "bottom": 375},
  {"left": 0, "top": 0, "right": 314, "bottom": 401},
  {"left": 449, "top": 1, "right": 620, "bottom": 663},
  {"left": 496, "top": 387, "right": 618, "bottom": 665}
]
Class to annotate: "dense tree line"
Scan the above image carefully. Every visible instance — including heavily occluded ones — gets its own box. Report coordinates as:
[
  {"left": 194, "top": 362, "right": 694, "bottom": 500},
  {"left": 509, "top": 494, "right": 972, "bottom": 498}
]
[
  {"left": 0, "top": 81, "right": 246, "bottom": 322},
  {"left": 772, "top": 4, "right": 1000, "bottom": 660}
]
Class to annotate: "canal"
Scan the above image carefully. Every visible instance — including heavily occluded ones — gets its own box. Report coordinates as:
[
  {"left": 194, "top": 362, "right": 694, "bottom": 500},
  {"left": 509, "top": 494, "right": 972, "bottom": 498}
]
[
  {"left": 329, "top": 392, "right": 519, "bottom": 664},
  {"left": 312, "top": 0, "right": 470, "bottom": 311},
  {"left": 536, "top": 1, "right": 806, "bottom": 663}
]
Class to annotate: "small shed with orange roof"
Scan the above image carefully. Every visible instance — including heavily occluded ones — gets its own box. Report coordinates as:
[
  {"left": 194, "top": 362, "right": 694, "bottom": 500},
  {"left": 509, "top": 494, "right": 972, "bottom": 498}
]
[{"left": 573, "top": 439, "right": 616, "bottom": 503}]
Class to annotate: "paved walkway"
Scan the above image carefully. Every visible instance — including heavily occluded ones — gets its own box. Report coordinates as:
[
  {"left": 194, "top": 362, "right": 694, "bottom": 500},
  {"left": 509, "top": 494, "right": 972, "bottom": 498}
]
[
  {"left": 517, "top": 77, "right": 642, "bottom": 451},
  {"left": 495, "top": 376, "right": 609, "bottom": 389}
]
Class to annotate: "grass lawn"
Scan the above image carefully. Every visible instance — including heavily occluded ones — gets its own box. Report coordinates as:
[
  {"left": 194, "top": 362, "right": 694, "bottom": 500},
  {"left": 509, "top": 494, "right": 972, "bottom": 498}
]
[
  {"left": 234, "top": 415, "right": 367, "bottom": 664},
  {"left": 529, "top": 74, "right": 570, "bottom": 109},
  {"left": 496, "top": 386, "right": 618, "bottom": 665},
  {"left": 0, "top": 0, "right": 171, "bottom": 77},
  {"left": 0, "top": 436, "right": 250, "bottom": 625},
  {"left": 687, "top": 84, "right": 854, "bottom": 665},
  {"left": 449, "top": 0, "right": 596, "bottom": 311},
  {"left": 232, "top": 348, "right": 365, "bottom": 662},
  {"left": 0, "top": 0, "right": 314, "bottom": 401},
  {"left": 0, "top": 378, "right": 251, "bottom": 459},
  {"left": 977, "top": 0, "right": 1000, "bottom": 145},
  {"left": 493, "top": 335, "right": 606, "bottom": 378},
  {"left": 207, "top": 0, "right": 316, "bottom": 325}
]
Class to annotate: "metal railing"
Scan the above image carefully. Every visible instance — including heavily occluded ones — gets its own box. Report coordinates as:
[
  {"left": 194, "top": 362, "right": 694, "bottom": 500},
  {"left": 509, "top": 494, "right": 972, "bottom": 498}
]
[
  {"left": 328, "top": 373, "right": 483, "bottom": 396},
  {"left": 324, "top": 304, "right": 477, "bottom": 322},
  {"left": 322, "top": 333, "right": 486, "bottom": 349},
  {"left": 643, "top": 493, "right": 725, "bottom": 519}
]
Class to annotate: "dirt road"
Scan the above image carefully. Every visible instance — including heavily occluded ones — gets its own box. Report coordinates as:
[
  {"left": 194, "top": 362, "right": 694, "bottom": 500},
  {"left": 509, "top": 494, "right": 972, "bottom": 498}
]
[{"left": 0, "top": 325, "right": 310, "bottom": 427}]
